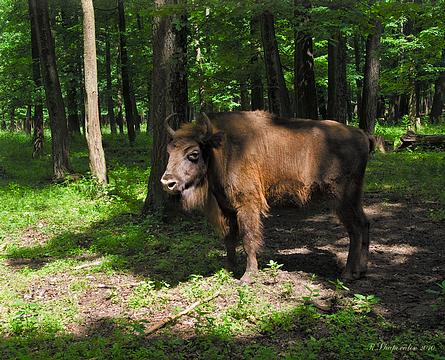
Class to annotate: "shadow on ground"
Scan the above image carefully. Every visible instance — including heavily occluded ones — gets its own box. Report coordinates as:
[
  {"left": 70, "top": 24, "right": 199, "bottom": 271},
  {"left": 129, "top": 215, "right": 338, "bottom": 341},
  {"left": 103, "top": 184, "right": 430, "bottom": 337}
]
[{"left": 4, "top": 190, "right": 445, "bottom": 328}]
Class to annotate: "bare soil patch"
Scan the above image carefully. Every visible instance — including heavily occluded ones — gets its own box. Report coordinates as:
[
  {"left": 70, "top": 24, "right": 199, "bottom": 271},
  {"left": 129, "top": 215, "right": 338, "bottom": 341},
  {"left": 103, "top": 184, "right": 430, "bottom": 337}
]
[{"left": 262, "top": 191, "right": 445, "bottom": 328}]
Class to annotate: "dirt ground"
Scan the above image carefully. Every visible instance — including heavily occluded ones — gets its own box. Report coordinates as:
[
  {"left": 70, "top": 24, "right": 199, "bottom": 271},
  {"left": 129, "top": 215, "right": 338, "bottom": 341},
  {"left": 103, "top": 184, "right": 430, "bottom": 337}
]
[
  {"left": 261, "top": 191, "right": 445, "bottom": 328},
  {"left": 7, "top": 191, "right": 444, "bottom": 339}
]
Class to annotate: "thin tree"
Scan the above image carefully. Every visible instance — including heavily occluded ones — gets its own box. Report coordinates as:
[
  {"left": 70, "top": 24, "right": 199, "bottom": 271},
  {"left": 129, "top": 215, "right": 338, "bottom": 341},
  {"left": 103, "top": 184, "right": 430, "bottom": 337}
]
[
  {"left": 294, "top": 0, "right": 318, "bottom": 119},
  {"left": 117, "top": 0, "right": 136, "bottom": 143},
  {"left": 81, "top": 0, "right": 107, "bottom": 185},
  {"left": 359, "top": 21, "right": 382, "bottom": 134},
  {"left": 105, "top": 22, "right": 117, "bottom": 134},
  {"left": 61, "top": 6, "right": 81, "bottom": 135},
  {"left": 430, "top": 47, "right": 445, "bottom": 123},
  {"left": 29, "top": 0, "right": 71, "bottom": 179},
  {"left": 250, "top": 16, "right": 264, "bottom": 111},
  {"left": 327, "top": 31, "right": 348, "bottom": 123},
  {"left": 260, "top": 10, "right": 292, "bottom": 117},
  {"left": 29, "top": 0, "right": 44, "bottom": 156},
  {"left": 143, "top": 0, "right": 188, "bottom": 214}
]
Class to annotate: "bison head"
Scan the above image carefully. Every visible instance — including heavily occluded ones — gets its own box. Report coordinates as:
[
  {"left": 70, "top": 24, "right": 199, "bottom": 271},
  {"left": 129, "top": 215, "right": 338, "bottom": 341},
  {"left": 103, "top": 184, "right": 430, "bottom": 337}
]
[{"left": 161, "top": 113, "right": 224, "bottom": 210}]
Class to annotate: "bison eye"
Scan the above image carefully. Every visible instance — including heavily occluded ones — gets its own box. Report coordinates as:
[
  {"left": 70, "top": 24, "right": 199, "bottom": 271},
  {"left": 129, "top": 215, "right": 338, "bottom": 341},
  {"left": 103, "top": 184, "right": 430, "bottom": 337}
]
[{"left": 187, "top": 151, "right": 200, "bottom": 162}]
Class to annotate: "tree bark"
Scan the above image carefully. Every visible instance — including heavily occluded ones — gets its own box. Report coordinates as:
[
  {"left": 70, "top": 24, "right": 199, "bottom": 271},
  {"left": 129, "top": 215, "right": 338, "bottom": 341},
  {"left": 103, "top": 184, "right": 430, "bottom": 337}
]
[
  {"left": 1, "top": 114, "right": 6, "bottom": 130},
  {"left": 61, "top": 8, "right": 80, "bottom": 136},
  {"left": 430, "top": 48, "right": 445, "bottom": 123},
  {"left": 117, "top": 0, "right": 136, "bottom": 143},
  {"left": 9, "top": 108, "right": 15, "bottom": 131},
  {"left": 28, "top": 0, "right": 44, "bottom": 154},
  {"left": 144, "top": 0, "right": 188, "bottom": 214},
  {"left": 250, "top": 16, "right": 264, "bottom": 111},
  {"left": 359, "top": 21, "right": 382, "bottom": 134},
  {"left": 354, "top": 34, "right": 363, "bottom": 119},
  {"left": 294, "top": 0, "right": 318, "bottom": 119},
  {"left": 29, "top": 0, "right": 70, "bottom": 179},
  {"left": 260, "top": 11, "right": 292, "bottom": 117},
  {"left": 25, "top": 105, "right": 32, "bottom": 135},
  {"left": 240, "top": 81, "right": 249, "bottom": 110},
  {"left": 81, "top": 0, "right": 107, "bottom": 185},
  {"left": 327, "top": 31, "right": 348, "bottom": 123},
  {"left": 105, "top": 28, "right": 117, "bottom": 134}
]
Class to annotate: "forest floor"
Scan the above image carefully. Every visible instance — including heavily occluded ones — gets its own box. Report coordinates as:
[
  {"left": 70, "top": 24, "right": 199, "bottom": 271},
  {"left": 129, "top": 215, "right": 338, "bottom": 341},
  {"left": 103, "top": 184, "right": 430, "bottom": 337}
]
[{"left": 0, "top": 129, "right": 444, "bottom": 359}]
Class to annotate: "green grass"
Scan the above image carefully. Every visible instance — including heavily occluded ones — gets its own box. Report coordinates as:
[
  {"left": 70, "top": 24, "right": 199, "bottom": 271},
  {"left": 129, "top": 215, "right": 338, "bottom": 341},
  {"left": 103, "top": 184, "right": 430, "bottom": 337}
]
[
  {"left": 375, "top": 120, "right": 445, "bottom": 146},
  {"left": 0, "top": 128, "right": 444, "bottom": 359}
]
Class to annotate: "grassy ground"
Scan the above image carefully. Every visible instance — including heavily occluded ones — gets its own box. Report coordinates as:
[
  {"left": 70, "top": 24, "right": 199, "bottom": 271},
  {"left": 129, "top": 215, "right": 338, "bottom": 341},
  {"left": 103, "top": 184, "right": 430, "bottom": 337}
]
[{"left": 0, "top": 127, "right": 444, "bottom": 359}]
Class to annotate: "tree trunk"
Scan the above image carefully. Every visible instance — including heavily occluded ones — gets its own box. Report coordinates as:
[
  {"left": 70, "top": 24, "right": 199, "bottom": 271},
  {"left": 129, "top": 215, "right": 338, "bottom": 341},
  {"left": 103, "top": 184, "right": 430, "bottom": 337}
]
[
  {"left": 29, "top": 0, "right": 70, "bottom": 179},
  {"left": 29, "top": 0, "right": 44, "bottom": 155},
  {"left": 81, "top": 0, "right": 107, "bottom": 185},
  {"left": 250, "top": 16, "right": 264, "bottom": 111},
  {"left": 354, "top": 34, "right": 363, "bottom": 118},
  {"left": 117, "top": 0, "right": 136, "bottom": 144},
  {"left": 105, "top": 28, "right": 116, "bottom": 134},
  {"left": 430, "top": 48, "right": 445, "bottom": 123},
  {"left": 359, "top": 21, "right": 382, "bottom": 134},
  {"left": 144, "top": 0, "right": 188, "bottom": 214},
  {"left": 61, "top": 8, "right": 80, "bottom": 136},
  {"left": 240, "top": 81, "right": 249, "bottom": 110},
  {"left": 260, "top": 11, "right": 292, "bottom": 117},
  {"left": 9, "top": 108, "right": 15, "bottom": 131},
  {"left": 25, "top": 105, "right": 32, "bottom": 135},
  {"left": 1, "top": 114, "right": 6, "bottom": 130},
  {"left": 294, "top": 0, "right": 318, "bottom": 119},
  {"left": 327, "top": 31, "right": 348, "bottom": 123}
]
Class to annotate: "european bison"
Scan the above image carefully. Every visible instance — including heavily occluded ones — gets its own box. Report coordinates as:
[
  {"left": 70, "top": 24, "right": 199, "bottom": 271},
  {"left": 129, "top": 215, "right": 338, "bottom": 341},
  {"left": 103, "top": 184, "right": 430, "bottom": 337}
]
[{"left": 161, "top": 111, "right": 373, "bottom": 284}]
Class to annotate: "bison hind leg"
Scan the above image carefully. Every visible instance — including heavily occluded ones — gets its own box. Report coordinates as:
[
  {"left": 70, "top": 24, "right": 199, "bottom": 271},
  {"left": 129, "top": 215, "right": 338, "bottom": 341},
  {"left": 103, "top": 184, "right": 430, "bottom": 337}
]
[{"left": 336, "top": 202, "right": 369, "bottom": 280}]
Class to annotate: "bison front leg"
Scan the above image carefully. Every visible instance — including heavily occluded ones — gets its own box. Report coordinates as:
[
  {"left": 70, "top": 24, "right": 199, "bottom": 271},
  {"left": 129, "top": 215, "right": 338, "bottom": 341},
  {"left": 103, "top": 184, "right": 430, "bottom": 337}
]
[
  {"left": 237, "top": 206, "right": 263, "bottom": 284},
  {"left": 223, "top": 214, "right": 239, "bottom": 272}
]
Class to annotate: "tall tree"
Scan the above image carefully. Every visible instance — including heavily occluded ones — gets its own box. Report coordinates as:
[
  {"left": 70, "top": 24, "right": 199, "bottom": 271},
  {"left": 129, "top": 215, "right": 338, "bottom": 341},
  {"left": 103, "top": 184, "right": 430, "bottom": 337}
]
[
  {"left": 105, "top": 24, "right": 117, "bottom": 134},
  {"left": 294, "top": 0, "right": 318, "bottom": 119},
  {"left": 61, "top": 6, "right": 81, "bottom": 135},
  {"left": 250, "top": 16, "right": 264, "bottom": 111},
  {"left": 354, "top": 34, "right": 363, "bottom": 119},
  {"left": 327, "top": 31, "right": 348, "bottom": 123},
  {"left": 144, "top": 0, "right": 188, "bottom": 214},
  {"left": 81, "top": 0, "right": 107, "bottom": 185},
  {"left": 260, "top": 10, "right": 292, "bottom": 117},
  {"left": 29, "top": 0, "right": 70, "bottom": 179},
  {"left": 117, "top": 0, "right": 136, "bottom": 143},
  {"left": 359, "top": 21, "right": 382, "bottom": 134},
  {"left": 430, "top": 47, "right": 445, "bottom": 123},
  {"left": 28, "top": 0, "right": 44, "bottom": 157}
]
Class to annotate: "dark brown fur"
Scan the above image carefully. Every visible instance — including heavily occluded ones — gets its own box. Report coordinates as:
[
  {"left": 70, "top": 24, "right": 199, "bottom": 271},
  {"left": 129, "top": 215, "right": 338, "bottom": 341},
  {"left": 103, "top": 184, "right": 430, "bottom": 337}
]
[{"left": 161, "top": 111, "right": 372, "bottom": 283}]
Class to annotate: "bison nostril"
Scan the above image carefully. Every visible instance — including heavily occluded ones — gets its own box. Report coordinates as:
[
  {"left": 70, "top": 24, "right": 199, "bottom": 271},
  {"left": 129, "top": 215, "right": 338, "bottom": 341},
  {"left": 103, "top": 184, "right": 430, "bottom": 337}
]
[{"left": 167, "top": 181, "right": 177, "bottom": 190}]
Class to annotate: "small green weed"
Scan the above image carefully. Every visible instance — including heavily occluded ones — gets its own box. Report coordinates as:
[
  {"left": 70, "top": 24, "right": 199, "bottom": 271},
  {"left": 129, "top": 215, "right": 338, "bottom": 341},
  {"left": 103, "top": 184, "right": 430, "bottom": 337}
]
[{"left": 351, "top": 294, "right": 380, "bottom": 314}]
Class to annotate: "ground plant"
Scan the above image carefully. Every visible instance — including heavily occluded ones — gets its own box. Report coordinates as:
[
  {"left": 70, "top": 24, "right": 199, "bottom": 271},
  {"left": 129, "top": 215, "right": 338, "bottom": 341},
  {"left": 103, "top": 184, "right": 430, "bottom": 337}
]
[{"left": 0, "top": 126, "right": 444, "bottom": 359}]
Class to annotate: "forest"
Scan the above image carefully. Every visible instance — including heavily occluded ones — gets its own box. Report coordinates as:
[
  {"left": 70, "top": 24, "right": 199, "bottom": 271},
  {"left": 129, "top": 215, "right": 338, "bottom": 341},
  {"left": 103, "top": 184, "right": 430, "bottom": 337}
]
[{"left": 0, "top": 0, "right": 444, "bottom": 358}]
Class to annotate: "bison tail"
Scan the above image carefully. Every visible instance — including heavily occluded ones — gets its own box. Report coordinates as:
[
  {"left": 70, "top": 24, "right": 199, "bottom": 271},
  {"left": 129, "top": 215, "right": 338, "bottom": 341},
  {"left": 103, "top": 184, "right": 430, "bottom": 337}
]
[{"left": 368, "top": 135, "right": 376, "bottom": 154}]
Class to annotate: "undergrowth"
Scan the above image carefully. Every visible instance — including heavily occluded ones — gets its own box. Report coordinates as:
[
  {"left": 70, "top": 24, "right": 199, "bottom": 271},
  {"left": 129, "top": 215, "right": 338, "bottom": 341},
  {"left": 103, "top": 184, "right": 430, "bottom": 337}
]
[{"left": 0, "top": 129, "right": 444, "bottom": 359}]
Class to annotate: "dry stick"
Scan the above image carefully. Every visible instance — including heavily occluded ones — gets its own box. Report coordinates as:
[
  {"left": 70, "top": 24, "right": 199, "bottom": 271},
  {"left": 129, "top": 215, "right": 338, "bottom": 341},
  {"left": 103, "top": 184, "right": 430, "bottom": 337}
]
[{"left": 146, "top": 290, "right": 221, "bottom": 335}]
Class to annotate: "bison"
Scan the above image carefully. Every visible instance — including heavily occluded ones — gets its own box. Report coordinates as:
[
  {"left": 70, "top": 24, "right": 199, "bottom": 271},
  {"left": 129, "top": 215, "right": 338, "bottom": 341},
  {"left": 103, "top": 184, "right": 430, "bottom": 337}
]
[{"left": 161, "top": 111, "right": 373, "bottom": 284}]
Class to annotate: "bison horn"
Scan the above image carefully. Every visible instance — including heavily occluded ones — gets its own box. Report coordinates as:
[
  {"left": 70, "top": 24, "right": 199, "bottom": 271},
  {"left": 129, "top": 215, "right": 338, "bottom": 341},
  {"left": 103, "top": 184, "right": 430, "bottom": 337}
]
[
  {"left": 201, "top": 112, "right": 212, "bottom": 133},
  {"left": 164, "top": 113, "right": 177, "bottom": 137}
]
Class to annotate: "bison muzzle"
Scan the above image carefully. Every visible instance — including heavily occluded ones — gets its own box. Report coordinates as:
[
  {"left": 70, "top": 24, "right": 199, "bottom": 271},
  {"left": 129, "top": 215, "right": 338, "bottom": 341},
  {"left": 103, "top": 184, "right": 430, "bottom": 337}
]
[{"left": 161, "top": 111, "right": 373, "bottom": 284}]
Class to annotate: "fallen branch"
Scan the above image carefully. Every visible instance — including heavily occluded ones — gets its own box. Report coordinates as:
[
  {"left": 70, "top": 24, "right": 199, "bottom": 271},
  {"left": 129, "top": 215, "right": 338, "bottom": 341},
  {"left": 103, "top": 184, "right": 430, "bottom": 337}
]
[
  {"left": 146, "top": 291, "right": 221, "bottom": 335},
  {"left": 397, "top": 130, "right": 445, "bottom": 151},
  {"left": 74, "top": 259, "right": 103, "bottom": 270}
]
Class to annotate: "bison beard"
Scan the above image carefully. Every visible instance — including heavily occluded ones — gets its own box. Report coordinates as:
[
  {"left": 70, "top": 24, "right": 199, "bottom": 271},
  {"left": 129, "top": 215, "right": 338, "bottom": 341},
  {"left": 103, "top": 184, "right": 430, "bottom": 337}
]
[
  {"left": 162, "top": 111, "right": 372, "bottom": 284},
  {"left": 181, "top": 178, "right": 209, "bottom": 212}
]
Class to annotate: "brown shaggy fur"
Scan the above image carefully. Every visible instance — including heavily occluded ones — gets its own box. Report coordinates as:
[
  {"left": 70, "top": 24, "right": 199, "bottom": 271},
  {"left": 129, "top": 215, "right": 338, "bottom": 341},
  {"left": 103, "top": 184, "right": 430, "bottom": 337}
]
[{"left": 162, "top": 111, "right": 372, "bottom": 283}]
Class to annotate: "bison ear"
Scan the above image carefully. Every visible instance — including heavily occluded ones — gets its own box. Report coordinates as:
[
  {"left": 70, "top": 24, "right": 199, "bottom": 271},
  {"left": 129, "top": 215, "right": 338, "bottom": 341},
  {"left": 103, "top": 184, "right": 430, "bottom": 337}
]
[{"left": 208, "top": 131, "right": 224, "bottom": 148}]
